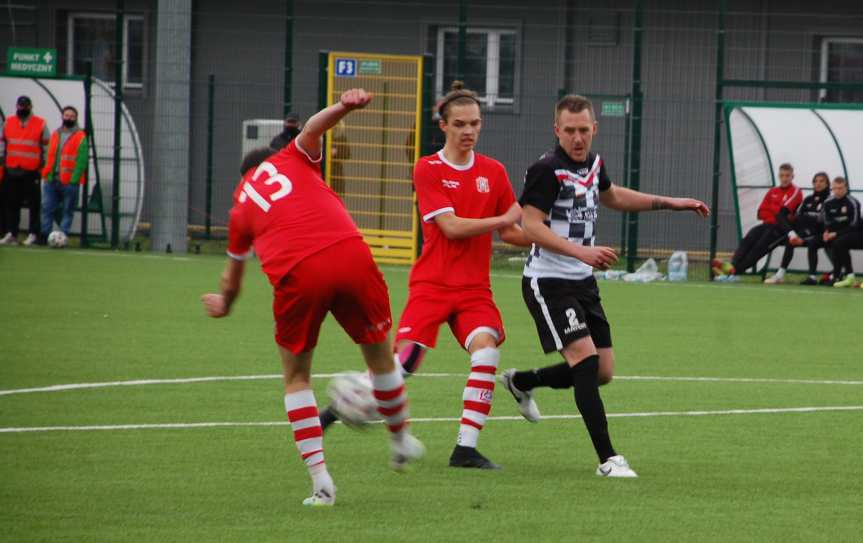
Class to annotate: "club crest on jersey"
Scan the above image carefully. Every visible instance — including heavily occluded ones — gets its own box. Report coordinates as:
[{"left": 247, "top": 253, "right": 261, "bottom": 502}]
[
  {"left": 476, "top": 176, "right": 490, "bottom": 193},
  {"left": 442, "top": 179, "right": 460, "bottom": 189}
]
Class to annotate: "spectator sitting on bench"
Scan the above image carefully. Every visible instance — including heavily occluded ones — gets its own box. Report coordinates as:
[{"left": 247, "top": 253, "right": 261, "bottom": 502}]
[
  {"left": 764, "top": 171, "right": 832, "bottom": 285},
  {"left": 823, "top": 176, "right": 862, "bottom": 288},
  {"left": 713, "top": 163, "right": 802, "bottom": 281}
]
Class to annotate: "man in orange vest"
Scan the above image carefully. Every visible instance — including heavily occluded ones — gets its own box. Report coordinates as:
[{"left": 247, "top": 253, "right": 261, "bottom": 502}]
[
  {"left": 41, "top": 106, "right": 89, "bottom": 241},
  {"left": 0, "top": 96, "right": 50, "bottom": 245}
]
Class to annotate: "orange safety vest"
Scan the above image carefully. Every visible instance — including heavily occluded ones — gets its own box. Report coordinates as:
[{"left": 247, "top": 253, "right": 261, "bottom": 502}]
[
  {"left": 3, "top": 115, "right": 47, "bottom": 171},
  {"left": 42, "top": 129, "right": 88, "bottom": 185}
]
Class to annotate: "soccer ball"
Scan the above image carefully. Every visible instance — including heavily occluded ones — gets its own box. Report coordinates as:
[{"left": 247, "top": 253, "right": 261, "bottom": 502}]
[
  {"left": 326, "top": 371, "right": 379, "bottom": 427},
  {"left": 47, "top": 231, "right": 68, "bottom": 248}
]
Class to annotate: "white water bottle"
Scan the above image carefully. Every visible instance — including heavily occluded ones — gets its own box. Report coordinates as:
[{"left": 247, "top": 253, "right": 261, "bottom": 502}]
[{"left": 667, "top": 251, "right": 688, "bottom": 282}]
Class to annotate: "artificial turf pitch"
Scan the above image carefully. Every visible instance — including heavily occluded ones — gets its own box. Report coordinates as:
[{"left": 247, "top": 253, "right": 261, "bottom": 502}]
[{"left": 1, "top": 246, "right": 861, "bottom": 542}]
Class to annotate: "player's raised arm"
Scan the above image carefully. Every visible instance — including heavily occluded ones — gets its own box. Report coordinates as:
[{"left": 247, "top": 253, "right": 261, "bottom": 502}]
[
  {"left": 296, "top": 88, "right": 372, "bottom": 161},
  {"left": 599, "top": 184, "right": 710, "bottom": 217}
]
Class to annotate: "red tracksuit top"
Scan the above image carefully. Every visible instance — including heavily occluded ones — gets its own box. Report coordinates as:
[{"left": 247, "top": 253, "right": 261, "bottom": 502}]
[{"left": 757, "top": 184, "right": 802, "bottom": 225}]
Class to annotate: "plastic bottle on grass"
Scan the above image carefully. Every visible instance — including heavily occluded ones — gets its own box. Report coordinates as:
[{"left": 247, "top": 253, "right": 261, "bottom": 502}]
[{"left": 667, "top": 251, "right": 688, "bottom": 282}]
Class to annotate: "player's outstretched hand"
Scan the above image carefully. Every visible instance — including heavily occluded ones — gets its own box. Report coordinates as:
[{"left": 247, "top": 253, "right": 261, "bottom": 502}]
[
  {"left": 340, "top": 88, "right": 373, "bottom": 111},
  {"left": 577, "top": 245, "right": 618, "bottom": 270},
  {"left": 669, "top": 198, "right": 710, "bottom": 217},
  {"left": 201, "top": 293, "right": 229, "bottom": 318}
]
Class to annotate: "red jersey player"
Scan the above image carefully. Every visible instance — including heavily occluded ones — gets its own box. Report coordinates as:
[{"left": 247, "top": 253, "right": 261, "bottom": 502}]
[
  {"left": 396, "top": 82, "right": 528, "bottom": 469},
  {"left": 201, "top": 89, "right": 423, "bottom": 506}
]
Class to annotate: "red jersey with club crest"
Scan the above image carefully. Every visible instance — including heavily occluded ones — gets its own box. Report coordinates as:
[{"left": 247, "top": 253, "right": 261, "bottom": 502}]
[{"left": 410, "top": 150, "right": 516, "bottom": 289}]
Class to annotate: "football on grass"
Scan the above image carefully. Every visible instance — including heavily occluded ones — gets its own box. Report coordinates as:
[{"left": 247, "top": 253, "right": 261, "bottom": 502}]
[
  {"left": 47, "top": 231, "right": 68, "bottom": 248},
  {"left": 326, "top": 371, "right": 379, "bottom": 427}
]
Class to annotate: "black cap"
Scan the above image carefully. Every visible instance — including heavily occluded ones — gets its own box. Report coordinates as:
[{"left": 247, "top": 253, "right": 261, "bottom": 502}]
[{"left": 17, "top": 95, "right": 32, "bottom": 106}]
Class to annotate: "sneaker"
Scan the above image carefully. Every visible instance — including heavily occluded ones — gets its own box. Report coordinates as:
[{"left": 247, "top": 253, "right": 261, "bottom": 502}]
[
  {"left": 763, "top": 274, "right": 783, "bottom": 284},
  {"left": 715, "top": 274, "right": 740, "bottom": 283},
  {"left": 711, "top": 259, "right": 735, "bottom": 276},
  {"left": 596, "top": 455, "right": 638, "bottom": 478},
  {"left": 500, "top": 369, "right": 540, "bottom": 423},
  {"left": 22, "top": 233, "right": 38, "bottom": 246},
  {"left": 390, "top": 433, "right": 425, "bottom": 472},
  {"left": 834, "top": 275, "right": 856, "bottom": 288},
  {"left": 819, "top": 274, "right": 833, "bottom": 286},
  {"left": 0, "top": 233, "right": 15, "bottom": 245},
  {"left": 302, "top": 486, "right": 336, "bottom": 506},
  {"left": 448, "top": 445, "right": 501, "bottom": 469},
  {"left": 800, "top": 276, "right": 818, "bottom": 286}
]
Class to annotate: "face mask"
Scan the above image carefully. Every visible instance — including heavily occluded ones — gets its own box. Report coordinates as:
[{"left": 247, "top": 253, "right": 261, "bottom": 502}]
[
  {"left": 16, "top": 109, "right": 30, "bottom": 119},
  {"left": 63, "top": 119, "right": 76, "bottom": 128}
]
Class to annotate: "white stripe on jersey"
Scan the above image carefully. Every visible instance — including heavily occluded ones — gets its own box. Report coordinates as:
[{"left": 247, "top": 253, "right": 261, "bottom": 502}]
[
  {"left": 243, "top": 182, "right": 271, "bottom": 212},
  {"left": 423, "top": 206, "right": 455, "bottom": 223},
  {"left": 226, "top": 249, "right": 253, "bottom": 261}
]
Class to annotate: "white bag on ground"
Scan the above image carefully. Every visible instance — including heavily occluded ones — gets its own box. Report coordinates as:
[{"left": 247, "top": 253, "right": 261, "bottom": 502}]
[{"left": 623, "top": 258, "right": 665, "bottom": 283}]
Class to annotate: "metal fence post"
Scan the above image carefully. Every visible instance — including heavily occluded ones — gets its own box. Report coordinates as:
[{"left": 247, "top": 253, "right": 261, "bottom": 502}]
[
  {"left": 283, "top": 0, "right": 294, "bottom": 116},
  {"left": 111, "top": 0, "right": 124, "bottom": 249},
  {"left": 709, "top": 0, "right": 727, "bottom": 278},
  {"left": 626, "top": 0, "right": 644, "bottom": 272},
  {"left": 205, "top": 74, "right": 214, "bottom": 239}
]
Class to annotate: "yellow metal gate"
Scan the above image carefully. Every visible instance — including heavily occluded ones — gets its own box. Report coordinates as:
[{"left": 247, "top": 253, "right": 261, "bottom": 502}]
[{"left": 325, "top": 51, "right": 423, "bottom": 265}]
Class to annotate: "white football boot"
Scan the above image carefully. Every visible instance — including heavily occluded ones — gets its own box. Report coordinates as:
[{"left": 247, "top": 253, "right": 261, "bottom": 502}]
[
  {"left": 390, "top": 433, "right": 425, "bottom": 472},
  {"left": 302, "top": 471, "right": 336, "bottom": 507},
  {"left": 500, "top": 369, "right": 540, "bottom": 423},
  {"left": 0, "top": 233, "right": 15, "bottom": 245},
  {"left": 22, "top": 233, "right": 38, "bottom": 246},
  {"left": 596, "top": 455, "right": 638, "bottom": 478}
]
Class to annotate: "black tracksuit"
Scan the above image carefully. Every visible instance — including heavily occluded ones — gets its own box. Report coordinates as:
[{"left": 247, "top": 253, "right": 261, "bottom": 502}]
[
  {"left": 824, "top": 193, "right": 863, "bottom": 278},
  {"left": 779, "top": 188, "right": 832, "bottom": 274}
]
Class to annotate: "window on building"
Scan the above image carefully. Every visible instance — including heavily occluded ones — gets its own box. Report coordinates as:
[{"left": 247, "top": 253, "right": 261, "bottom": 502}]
[
  {"left": 435, "top": 27, "right": 518, "bottom": 108},
  {"left": 67, "top": 12, "right": 144, "bottom": 89},
  {"left": 819, "top": 37, "right": 863, "bottom": 103}
]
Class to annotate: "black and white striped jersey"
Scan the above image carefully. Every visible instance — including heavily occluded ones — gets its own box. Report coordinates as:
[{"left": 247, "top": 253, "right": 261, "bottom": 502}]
[{"left": 519, "top": 146, "right": 612, "bottom": 280}]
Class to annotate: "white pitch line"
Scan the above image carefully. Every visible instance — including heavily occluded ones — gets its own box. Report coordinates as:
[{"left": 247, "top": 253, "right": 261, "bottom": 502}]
[
  {"left": 0, "top": 373, "right": 457, "bottom": 396},
  {"left": 2, "top": 373, "right": 862, "bottom": 397},
  {"left": 2, "top": 405, "right": 862, "bottom": 434},
  {"left": 614, "top": 375, "right": 863, "bottom": 386}
]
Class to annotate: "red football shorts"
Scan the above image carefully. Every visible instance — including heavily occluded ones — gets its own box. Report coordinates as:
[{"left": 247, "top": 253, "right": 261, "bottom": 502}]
[
  {"left": 394, "top": 284, "right": 505, "bottom": 350},
  {"left": 273, "top": 237, "right": 392, "bottom": 354}
]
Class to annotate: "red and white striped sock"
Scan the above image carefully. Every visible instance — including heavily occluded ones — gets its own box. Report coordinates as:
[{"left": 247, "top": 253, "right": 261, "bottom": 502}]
[
  {"left": 371, "top": 369, "right": 410, "bottom": 438},
  {"left": 284, "top": 389, "right": 331, "bottom": 490},
  {"left": 458, "top": 347, "right": 499, "bottom": 448}
]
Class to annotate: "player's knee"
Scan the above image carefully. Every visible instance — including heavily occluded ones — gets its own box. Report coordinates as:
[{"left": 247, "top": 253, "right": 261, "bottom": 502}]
[
  {"left": 396, "top": 341, "right": 426, "bottom": 375},
  {"left": 467, "top": 334, "right": 498, "bottom": 352},
  {"left": 598, "top": 371, "right": 613, "bottom": 386},
  {"left": 562, "top": 337, "right": 596, "bottom": 366}
]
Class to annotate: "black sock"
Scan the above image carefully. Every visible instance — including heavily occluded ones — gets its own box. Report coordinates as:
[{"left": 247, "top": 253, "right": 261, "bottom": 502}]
[
  {"left": 512, "top": 362, "right": 573, "bottom": 391},
  {"left": 571, "top": 355, "right": 616, "bottom": 462},
  {"left": 319, "top": 406, "right": 338, "bottom": 431}
]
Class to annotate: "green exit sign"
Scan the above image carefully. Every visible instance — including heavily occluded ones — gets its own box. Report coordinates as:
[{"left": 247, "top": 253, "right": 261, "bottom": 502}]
[
  {"left": 601, "top": 100, "right": 626, "bottom": 117},
  {"left": 6, "top": 47, "right": 57, "bottom": 76},
  {"left": 358, "top": 59, "right": 382, "bottom": 75}
]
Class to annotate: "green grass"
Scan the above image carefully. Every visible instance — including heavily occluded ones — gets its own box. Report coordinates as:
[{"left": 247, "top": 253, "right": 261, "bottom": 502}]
[{"left": 1, "top": 246, "right": 861, "bottom": 542}]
